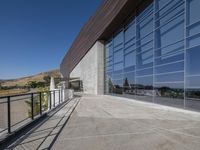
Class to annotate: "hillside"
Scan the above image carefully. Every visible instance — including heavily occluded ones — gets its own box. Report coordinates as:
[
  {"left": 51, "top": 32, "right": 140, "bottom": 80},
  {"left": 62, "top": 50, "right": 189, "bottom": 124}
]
[{"left": 1, "top": 69, "right": 60, "bottom": 87}]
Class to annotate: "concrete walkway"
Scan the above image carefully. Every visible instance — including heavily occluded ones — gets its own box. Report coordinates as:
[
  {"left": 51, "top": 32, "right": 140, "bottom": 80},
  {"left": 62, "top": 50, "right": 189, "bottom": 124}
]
[
  {"left": 3, "top": 94, "right": 200, "bottom": 150},
  {"left": 4, "top": 97, "right": 80, "bottom": 150},
  {"left": 52, "top": 94, "right": 200, "bottom": 150}
]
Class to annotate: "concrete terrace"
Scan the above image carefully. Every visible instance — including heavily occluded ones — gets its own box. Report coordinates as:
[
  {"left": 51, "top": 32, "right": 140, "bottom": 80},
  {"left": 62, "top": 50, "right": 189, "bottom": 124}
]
[{"left": 3, "top": 94, "right": 200, "bottom": 150}]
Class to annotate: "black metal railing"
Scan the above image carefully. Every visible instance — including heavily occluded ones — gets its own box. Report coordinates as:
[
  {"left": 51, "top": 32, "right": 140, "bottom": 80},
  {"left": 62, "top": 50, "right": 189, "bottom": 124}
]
[{"left": 0, "top": 89, "right": 68, "bottom": 137}]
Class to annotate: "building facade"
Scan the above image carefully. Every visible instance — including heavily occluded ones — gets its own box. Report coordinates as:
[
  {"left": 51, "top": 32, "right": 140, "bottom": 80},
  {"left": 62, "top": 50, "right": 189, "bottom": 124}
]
[{"left": 60, "top": 0, "right": 200, "bottom": 111}]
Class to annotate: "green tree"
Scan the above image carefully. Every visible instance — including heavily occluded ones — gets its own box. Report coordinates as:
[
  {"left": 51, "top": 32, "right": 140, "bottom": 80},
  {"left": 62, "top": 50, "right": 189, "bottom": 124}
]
[
  {"left": 37, "top": 82, "right": 46, "bottom": 87},
  {"left": 43, "top": 75, "right": 51, "bottom": 86},
  {"left": 28, "top": 81, "right": 38, "bottom": 88}
]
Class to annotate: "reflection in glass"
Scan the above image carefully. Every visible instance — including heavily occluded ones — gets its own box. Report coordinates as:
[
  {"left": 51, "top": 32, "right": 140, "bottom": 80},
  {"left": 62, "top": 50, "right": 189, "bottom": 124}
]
[
  {"left": 186, "top": 45, "right": 200, "bottom": 75},
  {"left": 123, "top": 72, "right": 135, "bottom": 94},
  {"left": 155, "top": 83, "right": 184, "bottom": 107},
  {"left": 112, "top": 79, "right": 123, "bottom": 94},
  {"left": 104, "top": 0, "right": 200, "bottom": 111},
  {"left": 155, "top": 83, "right": 184, "bottom": 99},
  {"left": 135, "top": 76, "right": 153, "bottom": 102}
]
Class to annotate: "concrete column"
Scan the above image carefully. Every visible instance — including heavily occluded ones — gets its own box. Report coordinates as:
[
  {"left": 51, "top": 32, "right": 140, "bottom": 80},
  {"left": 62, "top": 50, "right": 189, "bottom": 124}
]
[
  {"left": 97, "top": 41, "right": 105, "bottom": 95},
  {"left": 70, "top": 41, "right": 105, "bottom": 95}
]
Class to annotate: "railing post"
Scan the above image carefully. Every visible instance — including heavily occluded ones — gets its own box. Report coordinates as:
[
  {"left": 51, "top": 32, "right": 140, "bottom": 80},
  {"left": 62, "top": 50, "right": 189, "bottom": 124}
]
[
  {"left": 31, "top": 93, "right": 34, "bottom": 120},
  {"left": 7, "top": 96, "right": 11, "bottom": 134},
  {"left": 53, "top": 90, "right": 55, "bottom": 107},
  {"left": 59, "top": 90, "right": 61, "bottom": 104},
  {"left": 49, "top": 91, "right": 52, "bottom": 110},
  {"left": 61, "top": 89, "right": 63, "bottom": 102},
  {"left": 39, "top": 92, "right": 42, "bottom": 115}
]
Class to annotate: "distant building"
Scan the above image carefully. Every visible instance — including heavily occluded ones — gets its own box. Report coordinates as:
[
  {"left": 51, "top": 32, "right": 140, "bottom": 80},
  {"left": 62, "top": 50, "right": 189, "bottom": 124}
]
[{"left": 60, "top": 0, "right": 200, "bottom": 111}]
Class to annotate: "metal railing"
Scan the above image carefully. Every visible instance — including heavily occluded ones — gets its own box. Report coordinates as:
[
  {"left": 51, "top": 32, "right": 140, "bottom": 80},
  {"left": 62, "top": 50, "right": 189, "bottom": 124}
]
[{"left": 0, "top": 89, "right": 68, "bottom": 137}]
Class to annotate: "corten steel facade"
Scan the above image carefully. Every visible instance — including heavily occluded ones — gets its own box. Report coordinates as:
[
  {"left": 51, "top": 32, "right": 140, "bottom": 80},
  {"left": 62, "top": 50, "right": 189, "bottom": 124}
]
[{"left": 61, "top": 0, "right": 200, "bottom": 111}]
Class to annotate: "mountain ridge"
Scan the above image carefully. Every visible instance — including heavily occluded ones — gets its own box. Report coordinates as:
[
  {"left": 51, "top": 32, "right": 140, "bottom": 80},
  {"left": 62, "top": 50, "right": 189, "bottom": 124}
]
[{"left": 0, "top": 69, "right": 60, "bottom": 87}]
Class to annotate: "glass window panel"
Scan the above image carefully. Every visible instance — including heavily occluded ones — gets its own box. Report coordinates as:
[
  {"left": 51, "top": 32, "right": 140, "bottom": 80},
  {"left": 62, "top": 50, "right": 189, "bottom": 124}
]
[
  {"left": 113, "top": 73, "right": 123, "bottom": 80},
  {"left": 114, "top": 63, "right": 123, "bottom": 71},
  {"left": 114, "top": 50, "right": 123, "bottom": 63},
  {"left": 124, "top": 72, "right": 135, "bottom": 94},
  {"left": 158, "top": 0, "right": 172, "bottom": 10},
  {"left": 136, "top": 68, "right": 153, "bottom": 76},
  {"left": 186, "top": 89, "right": 200, "bottom": 99},
  {"left": 136, "top": 76, "right": 153, "bottom": 88},
  {"left": 137, "top": 49, "right": 153, "bottom": 69},
  {"left": 114, "top": 31, "right": 123, "bottom": 47},
  {"left": 125, "top": 40, "right": 135, "bottom": 50},
  {"left": 138, "top": 4, "right": 153, "bottom": 22},
  {"left": 155, "top": 61, "right": 184, "bottom": 74},
  {"left": 135, "top": 76, "right": 153, "bottom": 101},
  {"left": 125, "top": 22, "right": 135, "bottom": 42},
  {"left": 155, "top": 52, "right": 184, "bottom": 65},
  {"left": 140, "top": 33, "right": 153, "bottom": 44},
  {"left": 159, "top": 1, "right": 184, "bottom": 24},
  {"left": 124, "top": 66, "right": 135, "bottom": 72},
  {"left": 106, "top": 77, "right": 114, "bottom": 94},
  {"left": 186, "top": 45, "right": 200, "bottom": 75},
  {"left": 185, "top": 89, "right": 200, "bottom": 111},
  {"left": 124, "top": 72, "right": 135, "bottom": 87},
  {"left": 141, "top": 50, "right": 153, "bottom": 60},
  {"left": 114, "top": 44, "right": 123, "bottom": 51},
  {"left": 113, "top": 79, "right": 123, "bottom": 85},
  {"left": 155, "top": 82, "right": 184, "bottom": 107},
  {"left": 106, "top": 60, "right": 112, "bottom": 66},
  {"left": 156, "top": 41, "right": 184, "bottom": 56},
  {"left": 159, "top": 16, "right": 184, "bottom": 47},
  {"left": 113, "top": 79, "right": 123, "bottom": 94},
  {"left": 113, "top": 69, "right": 123, "bottom": 74},
  {"left": 186, "top": 76, "right": 200, "bottom": 88},
  {"left": 188, "top": 35, "right": 200, "bottom": 48},
  {"left": 138, "top": 4, "right": 153, "bottom": 39},
  {"left": 139, "top": 18, "right": 153, "bottom": 37},
  {"left": 155, "top": 72, "right": 184, "bottom": 82},
  {"left": 155, "top": 83, "right": 184, "bottom": 98},
  {"left": 139, "top": 42, "right": 153, "bottom": 53},
  {"left": 188, "top": 22, "right": 200, "bottom": 37},
  {"left": 106, "top": 66, "right": 112, "bottom": 71},
  {"left": 124, "top": 72, "right": 135, "bottom": 81},
  {"left": 106, "top": 44, "right": 113, "bottom": 58},
  {"left": 124, "top": 44, "right": 136, "bottom": 54},
  {"left": 189, "top": 0, "right": 200, "bottom": 25},
  {"left": 125, "top": 51, "right": 136, "bottom": 68},
  {"left": 106, "top": 56, "right": 112, "bottom": 61}
]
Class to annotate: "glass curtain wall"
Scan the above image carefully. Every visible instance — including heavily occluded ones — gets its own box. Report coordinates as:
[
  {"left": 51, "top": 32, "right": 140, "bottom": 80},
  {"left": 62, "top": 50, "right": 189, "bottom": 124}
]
[
  {"left": 154, "top": 0, "right": 185, "bottom": 107},
  {"left": 185, "top": 0, "right": 200, "bottom": 110},
  {"left": 105, "top": 0, "right": 200, "bottom": 111}
]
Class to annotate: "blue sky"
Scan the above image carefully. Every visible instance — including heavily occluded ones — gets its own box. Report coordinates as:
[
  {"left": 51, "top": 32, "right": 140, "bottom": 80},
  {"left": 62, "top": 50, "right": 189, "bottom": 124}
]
[{"left": 0, "top": 0, "right": 102, "bottom": 79}]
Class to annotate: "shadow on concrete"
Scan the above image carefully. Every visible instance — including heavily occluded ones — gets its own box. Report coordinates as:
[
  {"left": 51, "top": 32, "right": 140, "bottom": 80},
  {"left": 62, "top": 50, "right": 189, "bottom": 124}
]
[{"left": 0, "top": 97, "right": 80, "bottom": 150}]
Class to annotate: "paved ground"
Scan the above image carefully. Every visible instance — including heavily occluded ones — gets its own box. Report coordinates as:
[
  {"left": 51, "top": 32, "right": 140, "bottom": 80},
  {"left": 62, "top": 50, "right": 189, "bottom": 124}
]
[
  {"left": 3, "top": 94, "right": 200, "bottom": 150},
  {"left": 52, "top": 94, "right": 200, "bottom": 150},
  {"left": 4, "top": 97, "right": 80, "bottom": 150}
]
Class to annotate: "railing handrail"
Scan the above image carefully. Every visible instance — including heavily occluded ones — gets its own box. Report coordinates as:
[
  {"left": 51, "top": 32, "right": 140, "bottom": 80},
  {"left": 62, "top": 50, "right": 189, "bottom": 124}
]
[
  {"left": 0, "top": 89, "right": 62, "bottom": 99},
  {"left": 0, "top": 89, "right": 70, "bottom": 137}
]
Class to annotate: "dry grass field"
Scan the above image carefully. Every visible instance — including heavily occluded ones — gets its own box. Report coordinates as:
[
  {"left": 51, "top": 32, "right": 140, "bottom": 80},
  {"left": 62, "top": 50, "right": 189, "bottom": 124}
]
[
  {"left": 0, "top": 69, "right": 60, "bottom": 97},
  {"left": 0, "top": 89, "right": 29, "bottom": 97},
  {"left": 1, "top": 69, "right": 60, "bottom": 87}
]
